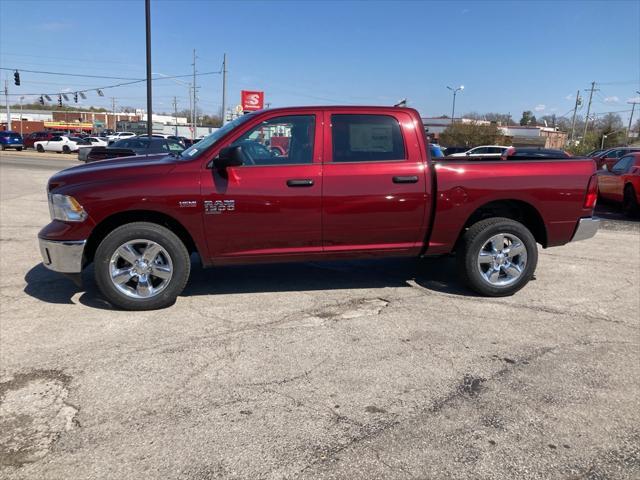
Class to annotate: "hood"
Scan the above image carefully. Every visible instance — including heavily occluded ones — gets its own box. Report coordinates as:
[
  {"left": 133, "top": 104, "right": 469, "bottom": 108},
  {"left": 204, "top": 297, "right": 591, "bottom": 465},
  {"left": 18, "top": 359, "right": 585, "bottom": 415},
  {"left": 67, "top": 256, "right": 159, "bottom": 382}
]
[{"left": 48, "top": 153, "right": 178, "bottom": 191}]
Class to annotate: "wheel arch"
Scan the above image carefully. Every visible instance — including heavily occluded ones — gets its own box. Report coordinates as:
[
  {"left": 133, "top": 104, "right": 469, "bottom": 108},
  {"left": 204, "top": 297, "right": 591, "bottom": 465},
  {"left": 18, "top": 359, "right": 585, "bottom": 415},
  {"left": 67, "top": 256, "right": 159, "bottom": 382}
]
[
  {"left": 456, "top": 199, "right": 547, "bottom": 250},
  {"left": 84, "top": 210, "right": 199, "bottom": 266}
]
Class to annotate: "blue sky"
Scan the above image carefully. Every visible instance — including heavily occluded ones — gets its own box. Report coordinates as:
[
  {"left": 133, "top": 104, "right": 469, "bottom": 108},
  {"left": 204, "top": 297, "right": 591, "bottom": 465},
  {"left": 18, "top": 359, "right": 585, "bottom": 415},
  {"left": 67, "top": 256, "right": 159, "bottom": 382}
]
[{"left": 1, "top": 0, "right": 638, "bottom": 123}]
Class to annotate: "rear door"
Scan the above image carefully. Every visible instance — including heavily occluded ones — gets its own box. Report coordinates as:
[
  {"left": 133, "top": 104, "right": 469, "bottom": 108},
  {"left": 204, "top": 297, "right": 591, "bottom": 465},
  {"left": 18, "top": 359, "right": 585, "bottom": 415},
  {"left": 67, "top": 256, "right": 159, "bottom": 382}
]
[
  {"left": 201, "top": 110, "right": 323, "bottom": 262},
  {"left": 321, "top": 110, "right": 430, "bottom": 254}
]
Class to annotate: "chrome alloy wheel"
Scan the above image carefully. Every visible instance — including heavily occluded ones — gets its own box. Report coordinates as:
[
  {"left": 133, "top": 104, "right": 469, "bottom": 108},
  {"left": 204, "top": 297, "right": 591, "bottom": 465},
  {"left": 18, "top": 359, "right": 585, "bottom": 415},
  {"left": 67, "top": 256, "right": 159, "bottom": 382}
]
[
  {"left": 476, "top": 233, "right": 527, "bottom": 287},
  {"left": 109, "top": 239, "right": 173, "bottom": 299}
]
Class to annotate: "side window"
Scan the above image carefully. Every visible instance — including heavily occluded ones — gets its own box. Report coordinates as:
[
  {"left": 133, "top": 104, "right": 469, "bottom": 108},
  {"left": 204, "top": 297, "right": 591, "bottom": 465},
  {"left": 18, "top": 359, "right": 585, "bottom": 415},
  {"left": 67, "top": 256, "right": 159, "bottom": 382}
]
[
  {"left": 51, "top": 136, "right": 62, "bottom": 141},
  {"left": 612, "top": 156, "right": 632, "bottom": 173},
  {"left": 471, "top": 147, "right": 488, "bottom": 155},
  {"left": 231, "top": 114, "right": 315, "bottom": 166},
  {"left": 168, "top": 141, "right": 184, "bottom": 152},
  {"left": 331, "top": 114, "right": 405, "bottom": 162}
]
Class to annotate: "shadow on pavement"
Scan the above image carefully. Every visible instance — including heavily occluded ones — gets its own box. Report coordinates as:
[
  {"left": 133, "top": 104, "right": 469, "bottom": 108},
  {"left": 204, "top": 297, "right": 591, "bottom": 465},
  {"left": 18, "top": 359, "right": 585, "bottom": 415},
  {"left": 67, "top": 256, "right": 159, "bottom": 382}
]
[{"left": 24, "top": 255, "right": 477, "bottom": 309}]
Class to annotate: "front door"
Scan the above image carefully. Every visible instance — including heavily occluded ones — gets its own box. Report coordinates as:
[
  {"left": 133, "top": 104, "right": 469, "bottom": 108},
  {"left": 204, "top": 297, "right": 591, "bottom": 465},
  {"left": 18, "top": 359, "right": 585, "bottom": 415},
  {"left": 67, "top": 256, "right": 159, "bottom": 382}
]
[
  {"left": 200, "top": 111, "right": 323, "bottom": 263},
  {"left": 321, "top": 110, "right": 431, "bottom": 254}
]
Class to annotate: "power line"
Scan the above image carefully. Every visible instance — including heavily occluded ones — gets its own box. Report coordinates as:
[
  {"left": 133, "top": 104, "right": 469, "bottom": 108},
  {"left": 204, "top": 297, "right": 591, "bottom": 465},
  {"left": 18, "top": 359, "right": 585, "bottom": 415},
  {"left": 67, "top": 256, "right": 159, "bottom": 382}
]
[{"left": 0, "top": 67, "right": 141, "bottom": 81}]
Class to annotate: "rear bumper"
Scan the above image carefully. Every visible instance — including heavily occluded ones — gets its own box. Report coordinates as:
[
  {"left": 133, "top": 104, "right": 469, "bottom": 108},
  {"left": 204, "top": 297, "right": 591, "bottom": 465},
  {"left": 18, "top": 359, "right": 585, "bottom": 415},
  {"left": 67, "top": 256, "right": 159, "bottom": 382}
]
[
  {"left": 1, "top": 143, "right": 23, "bottom": 148},
  {"left": 571, "top": 217, "right": 600, "bottom": 242},
  {"left": 39, "top": 238, "right": 86, "bottom": 273}
]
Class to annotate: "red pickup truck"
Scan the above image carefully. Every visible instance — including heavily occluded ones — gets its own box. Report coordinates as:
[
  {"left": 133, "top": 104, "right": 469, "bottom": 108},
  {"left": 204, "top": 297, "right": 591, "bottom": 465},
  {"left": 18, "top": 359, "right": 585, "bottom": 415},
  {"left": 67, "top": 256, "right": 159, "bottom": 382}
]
[{"left": 38, "top": 106, "right": 599, "bottom": 310}]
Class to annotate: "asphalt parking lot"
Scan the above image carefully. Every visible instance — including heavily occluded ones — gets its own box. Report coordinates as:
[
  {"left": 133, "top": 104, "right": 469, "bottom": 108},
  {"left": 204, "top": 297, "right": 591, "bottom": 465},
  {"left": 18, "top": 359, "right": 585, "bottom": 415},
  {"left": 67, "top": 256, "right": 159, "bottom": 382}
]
[{"left": 1, "top": 152, "right": 639, "bottom": 480}]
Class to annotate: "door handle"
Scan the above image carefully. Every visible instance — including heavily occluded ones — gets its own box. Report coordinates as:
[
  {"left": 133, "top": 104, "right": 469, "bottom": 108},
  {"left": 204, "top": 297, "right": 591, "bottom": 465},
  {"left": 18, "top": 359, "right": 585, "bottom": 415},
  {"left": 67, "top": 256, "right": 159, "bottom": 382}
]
[
  {"left": 392, "top": 176, "right": 419, "bottom": 184},
  {"left": 287, "top": 179, "right": 314, "bottom": 187}
]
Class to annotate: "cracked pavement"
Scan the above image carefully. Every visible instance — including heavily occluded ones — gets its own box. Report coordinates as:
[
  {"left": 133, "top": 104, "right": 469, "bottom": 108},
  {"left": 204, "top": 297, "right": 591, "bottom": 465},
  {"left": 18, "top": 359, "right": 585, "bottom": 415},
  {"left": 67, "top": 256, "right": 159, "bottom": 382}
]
[{"left": 1, "top": 154, "right": 639, "bottom": 479}]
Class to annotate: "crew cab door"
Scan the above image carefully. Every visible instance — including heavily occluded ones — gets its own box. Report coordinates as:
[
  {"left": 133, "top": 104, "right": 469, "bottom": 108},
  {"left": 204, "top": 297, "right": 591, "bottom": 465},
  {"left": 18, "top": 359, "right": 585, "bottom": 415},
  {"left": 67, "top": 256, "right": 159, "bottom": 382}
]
[
  {"left": 321, "top": 110, "right": 431, "bottom": 254},
  {"left": 200, "top": 111, "right": 323, "bottom": 262}
]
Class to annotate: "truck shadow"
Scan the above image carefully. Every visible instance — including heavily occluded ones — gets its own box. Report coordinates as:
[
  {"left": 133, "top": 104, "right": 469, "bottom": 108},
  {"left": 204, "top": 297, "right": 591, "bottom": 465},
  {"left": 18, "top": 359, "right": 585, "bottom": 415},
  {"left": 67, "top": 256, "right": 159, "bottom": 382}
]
[{"left": 23, "top": 256, "right": 476, "bottom": 310}]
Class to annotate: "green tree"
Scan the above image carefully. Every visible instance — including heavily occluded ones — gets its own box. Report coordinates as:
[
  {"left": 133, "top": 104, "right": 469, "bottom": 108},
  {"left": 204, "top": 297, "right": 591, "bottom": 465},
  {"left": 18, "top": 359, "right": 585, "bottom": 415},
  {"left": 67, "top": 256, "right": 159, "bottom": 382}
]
[
  {"left": 519, "top": 111, "right": 537, "bottom": 126},
  {"left": 439, "top": 122, "right": 504, "bottom": 148}
]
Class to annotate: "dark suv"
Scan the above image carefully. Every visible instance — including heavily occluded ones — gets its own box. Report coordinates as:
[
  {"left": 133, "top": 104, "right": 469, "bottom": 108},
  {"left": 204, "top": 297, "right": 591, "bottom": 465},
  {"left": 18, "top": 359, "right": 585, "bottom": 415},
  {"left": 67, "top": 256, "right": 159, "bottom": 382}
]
[{"left": 0, "top": 131, "right": 23, "bottom": 151}]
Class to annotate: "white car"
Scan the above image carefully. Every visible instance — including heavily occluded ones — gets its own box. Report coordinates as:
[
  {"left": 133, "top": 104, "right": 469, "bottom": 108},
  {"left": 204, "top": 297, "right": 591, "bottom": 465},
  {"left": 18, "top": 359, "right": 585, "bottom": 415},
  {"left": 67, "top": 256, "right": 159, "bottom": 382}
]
[
  {"left": 77, "top": 137, "right": 108, "bottom": 162},
  {"left": 34, "top": 135, "right": 85, "bottom": 154},
  {"left": 447, "top": 145, "right": 510, "bottom": 158},
  {"left": 106, "top": 132, "right": 136, "bottom": 143}
]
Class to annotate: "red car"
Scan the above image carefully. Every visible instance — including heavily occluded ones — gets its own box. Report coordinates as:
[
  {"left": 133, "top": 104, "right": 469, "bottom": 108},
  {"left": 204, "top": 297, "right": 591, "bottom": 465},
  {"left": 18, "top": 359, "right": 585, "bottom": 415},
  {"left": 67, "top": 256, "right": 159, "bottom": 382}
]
[
  {"left": 592, "top": 147, "right": 640, "bottom": 170},
  {"left": 597, "top": 152, "right": 640, "bottom": 216},
  {"left": 23, "top": 131, "right": 66, "bottom": 149},
  {"left": 38, "top": 106, "right": 599, "bottom": 310}
]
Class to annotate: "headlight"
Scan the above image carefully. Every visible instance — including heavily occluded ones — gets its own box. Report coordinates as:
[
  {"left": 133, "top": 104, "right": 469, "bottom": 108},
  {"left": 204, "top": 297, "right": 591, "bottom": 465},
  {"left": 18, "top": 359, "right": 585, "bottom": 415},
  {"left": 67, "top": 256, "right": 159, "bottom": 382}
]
[{"left": 48, "top": 194, "right": 87, "bottom": 222}]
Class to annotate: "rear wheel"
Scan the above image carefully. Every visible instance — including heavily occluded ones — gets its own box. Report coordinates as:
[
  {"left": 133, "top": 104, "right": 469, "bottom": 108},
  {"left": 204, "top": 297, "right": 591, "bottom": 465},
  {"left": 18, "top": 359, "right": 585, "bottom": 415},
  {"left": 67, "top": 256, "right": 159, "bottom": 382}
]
[
  {"left": 623, "top": 185, "right": 639, "bottom": 217},
  {"left": 457, "top": 217, "right": 538, "bottom": 296},
  {"left": 94, "top": 222, "right": 191, "bottom": 310},
  {"left": 36, "top": 144, "right": 44, "bottom": 152}
]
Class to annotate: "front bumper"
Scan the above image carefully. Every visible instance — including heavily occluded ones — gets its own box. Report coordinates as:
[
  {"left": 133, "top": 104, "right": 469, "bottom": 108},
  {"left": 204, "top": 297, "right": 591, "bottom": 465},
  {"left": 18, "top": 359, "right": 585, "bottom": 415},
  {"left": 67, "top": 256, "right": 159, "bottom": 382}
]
[
  {"left": 571, "top": 217, "right": 600, "bottom": 242},
  {"left": 39, "top": 238, "right": 86, "bottom": 273}
]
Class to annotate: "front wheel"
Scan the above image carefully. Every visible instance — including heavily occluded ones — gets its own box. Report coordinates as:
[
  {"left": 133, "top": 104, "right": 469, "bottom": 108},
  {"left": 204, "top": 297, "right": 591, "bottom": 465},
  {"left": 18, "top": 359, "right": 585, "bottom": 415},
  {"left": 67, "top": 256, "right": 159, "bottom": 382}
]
[
  {"left": 62, "top": 145, "right": 71, "bottom": 154},
  {"left": 457, "top": 217, "right": 538, "bottom": 297},
  {"left": 94, "top": 222, "right": 191, "bottom": 310},
  {"left": 36, "top": 144, "right": 44, "bottom": 152}
]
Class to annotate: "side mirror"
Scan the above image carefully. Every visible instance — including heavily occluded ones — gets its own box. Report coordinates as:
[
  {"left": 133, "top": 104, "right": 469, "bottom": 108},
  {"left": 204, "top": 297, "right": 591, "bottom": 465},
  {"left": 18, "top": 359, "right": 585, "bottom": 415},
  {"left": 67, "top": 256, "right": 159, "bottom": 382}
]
[{"left": 214, "top": 146, "right": 244, "bottom": 169}]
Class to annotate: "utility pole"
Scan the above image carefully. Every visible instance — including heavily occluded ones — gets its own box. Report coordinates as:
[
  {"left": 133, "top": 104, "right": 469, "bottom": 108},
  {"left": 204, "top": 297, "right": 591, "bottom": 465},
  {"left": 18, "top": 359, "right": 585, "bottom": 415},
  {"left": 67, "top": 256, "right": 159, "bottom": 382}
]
[
  {"left": 4, "top": 80, "right": 11, "bottom": 131},
  {"left": 173, "top": 96, "right": 179, "bottom": 136},
  {"left": 221, "top": 53, "right": 227, "bottom": 125},
  {"left": 627, "top": 96, "right": 639, "bottom": 145},
  {"left": 19, "top": 96, "right": 24, "bottom": 137},
  {"left": 145, "top": 0, "right": 153, "bottom": 138},
  {"left": 192, "top": 48, "right": 197, "bottom": 140},
  {"left": 111, "top": 97, "right": 117, "bottom": 131},
  {"left": 582, "top": 81, "right": 599, "bottom": 141},
  {"left": 569, "top": 90, "right": 581, "bottom": 142}
]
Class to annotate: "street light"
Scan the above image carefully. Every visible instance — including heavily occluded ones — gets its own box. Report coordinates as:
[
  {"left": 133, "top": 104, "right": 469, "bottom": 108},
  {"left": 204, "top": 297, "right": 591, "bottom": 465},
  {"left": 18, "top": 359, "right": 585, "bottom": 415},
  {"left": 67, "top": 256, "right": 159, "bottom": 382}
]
[
  {"left": 601, "top": 128, "right": 626, "bottom": 149},
  {"left": 446, "top": 85, "right": 464, "bottom": 123}
]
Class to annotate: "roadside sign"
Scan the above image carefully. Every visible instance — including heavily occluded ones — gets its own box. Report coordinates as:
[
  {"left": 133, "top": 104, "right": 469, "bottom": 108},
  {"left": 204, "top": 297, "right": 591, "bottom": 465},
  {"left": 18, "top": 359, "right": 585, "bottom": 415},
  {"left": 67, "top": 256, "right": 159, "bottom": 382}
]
[{"left": 241, "top": 90, "right": 264, "bottom": 112}]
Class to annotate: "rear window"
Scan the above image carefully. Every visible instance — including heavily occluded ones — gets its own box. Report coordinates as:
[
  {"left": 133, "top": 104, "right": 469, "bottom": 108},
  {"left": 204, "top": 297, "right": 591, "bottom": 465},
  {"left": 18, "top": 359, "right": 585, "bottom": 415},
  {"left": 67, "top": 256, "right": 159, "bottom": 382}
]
[
  {"left": 0, "top": 132, "right": 21, "bottom": 139},
  {"left": 331, "top": 114, "right": 405, "bottom": 162}
]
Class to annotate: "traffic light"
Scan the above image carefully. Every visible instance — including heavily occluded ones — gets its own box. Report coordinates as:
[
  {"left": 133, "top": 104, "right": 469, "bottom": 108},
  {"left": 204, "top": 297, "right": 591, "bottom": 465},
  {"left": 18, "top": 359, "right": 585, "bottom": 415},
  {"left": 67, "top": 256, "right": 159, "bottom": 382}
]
[
  {"left": 13, "top": 70, "right": 20, "bottom": 86},
  {"left": 58, "top": 95, "right": 63, "bottom": 107},
  {"left": 74, "top": 92, "right": 78, "bottom": 103},
  {"left": 39, "top": 95, "right": 45, "bottom": 105}
]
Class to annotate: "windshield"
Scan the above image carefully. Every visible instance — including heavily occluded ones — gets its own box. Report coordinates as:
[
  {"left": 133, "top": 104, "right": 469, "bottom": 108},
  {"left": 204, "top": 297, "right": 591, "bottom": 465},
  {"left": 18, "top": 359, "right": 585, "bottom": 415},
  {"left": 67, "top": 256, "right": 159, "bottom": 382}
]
[{"left": 179, "top": 114, "right": 256, "bottom": 160}]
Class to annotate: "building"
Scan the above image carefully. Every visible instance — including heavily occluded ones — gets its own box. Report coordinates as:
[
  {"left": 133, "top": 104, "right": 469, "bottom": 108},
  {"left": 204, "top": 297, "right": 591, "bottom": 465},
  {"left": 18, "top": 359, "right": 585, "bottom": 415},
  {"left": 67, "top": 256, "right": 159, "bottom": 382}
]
[{"left": 421, "top": 117, "right": 567, "bottom": 148}]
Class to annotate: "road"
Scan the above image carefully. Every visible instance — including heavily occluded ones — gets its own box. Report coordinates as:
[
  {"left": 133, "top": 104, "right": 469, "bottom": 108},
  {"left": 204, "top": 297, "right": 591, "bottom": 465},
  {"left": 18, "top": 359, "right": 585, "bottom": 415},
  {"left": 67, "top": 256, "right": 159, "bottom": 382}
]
[{"left": 1, "top": 153, "right": 639, "bottom": 479}]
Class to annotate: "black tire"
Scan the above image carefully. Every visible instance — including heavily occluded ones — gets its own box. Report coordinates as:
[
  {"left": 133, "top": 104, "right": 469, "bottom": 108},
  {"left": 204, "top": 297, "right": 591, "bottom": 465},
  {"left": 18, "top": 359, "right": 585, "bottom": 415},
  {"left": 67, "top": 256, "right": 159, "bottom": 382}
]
[
  {"left": 36, "top": 144, "right": 44, "bottom": 152},
  {"left": 62, "top": 145, "right": 71, "bottom": 154},
  {"left": 0, "top": 145, "right": 5, "bottom": 151},
  {"left": 457, "top": 217, "right": 538, "bottom": 297},
  {"left": 16, "top": 147, "right": 23, "bottom": 151},
  {"left": 94, "top": 222, "right": 191, "bottom": 310},
  {"left": 623, "top": 185, "right": 639, "bottom": 217}
]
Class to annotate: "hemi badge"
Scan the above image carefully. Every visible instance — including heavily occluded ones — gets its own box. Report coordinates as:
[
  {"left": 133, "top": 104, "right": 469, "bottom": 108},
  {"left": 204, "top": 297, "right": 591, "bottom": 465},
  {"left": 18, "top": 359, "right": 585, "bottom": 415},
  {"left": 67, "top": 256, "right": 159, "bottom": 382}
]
[{"left": 178, "top": 201, "right": 197, "bottom": 208}]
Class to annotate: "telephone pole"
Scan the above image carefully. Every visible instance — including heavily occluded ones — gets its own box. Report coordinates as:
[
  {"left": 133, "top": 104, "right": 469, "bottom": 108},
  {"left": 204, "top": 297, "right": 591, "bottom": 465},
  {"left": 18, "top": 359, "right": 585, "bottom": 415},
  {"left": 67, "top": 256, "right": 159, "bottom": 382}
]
[
  {"left": 582, "top": 81, "right": 599, "bottom": 141},
  {"left": 4, "top": 80, "right": 11, "bottom": 131},
  {"left": 172, "top": 96, "right": 179, "bottom": 136},
  {"left": 569, "top": 89, "right": 581, "bottom": 143},
  {"left": 221, "top": 53, "right": 227, "bottom": 125},
  {"left": 191, "top": 49, "right": 197, "bottom": 140},
  {"left": 627, "top": 94, "right": 640, "bottom": 145},
  {"left": 111, "top": 97, "right": 117, "bottom": 131}
]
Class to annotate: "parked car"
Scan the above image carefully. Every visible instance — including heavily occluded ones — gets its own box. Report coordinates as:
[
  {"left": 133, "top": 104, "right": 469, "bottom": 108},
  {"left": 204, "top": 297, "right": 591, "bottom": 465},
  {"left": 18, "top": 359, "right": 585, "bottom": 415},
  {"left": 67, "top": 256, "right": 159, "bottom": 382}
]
[
  {"left": 77, "top": 137, "right": 109, "bottom": 162},
  {"left": 447, "top": 145, "right": 509, "bottom": 158},
  {"left": 23, "top": 131, "right": 68, "bottom": 149},
  {"left": 442, "top": 146, "right": 468, "bottom": 156},
  {"left": 98, "top": 129, "right": 115, "bottom": 138},
  {"left": 500, "top": 147, "right": 571, "bottom": 160},
  {"left": 591, "top": 147, "right": 640, "bottom": 170},
  {"left": 0, "top": 131, "right": 23, "bottom": 151},
  {"left": 597, "top": 152, "right": 640, "bottom": 216},
  {"left": 34, "top": 135, "right": 88, "bottom": 153},
  {"left": 85, "top": 136, "right": 185, "bottom": 162},
  {"left": 106, "top": 132, "right": 136, "bottom": 144},
  {"left": 38, "top": 106, "right": 599, "bottom": 310},
  {"left": 167, "top": 136, "right": 193, "bottom": 147}
]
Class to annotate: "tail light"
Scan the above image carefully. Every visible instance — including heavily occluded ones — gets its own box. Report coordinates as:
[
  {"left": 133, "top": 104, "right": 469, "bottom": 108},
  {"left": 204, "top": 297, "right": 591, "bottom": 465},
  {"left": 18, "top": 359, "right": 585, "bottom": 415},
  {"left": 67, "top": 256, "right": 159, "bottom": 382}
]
[{"left": 584, "top": 174, "right": 598, "bottom": 209}]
